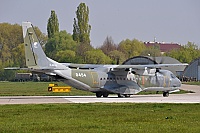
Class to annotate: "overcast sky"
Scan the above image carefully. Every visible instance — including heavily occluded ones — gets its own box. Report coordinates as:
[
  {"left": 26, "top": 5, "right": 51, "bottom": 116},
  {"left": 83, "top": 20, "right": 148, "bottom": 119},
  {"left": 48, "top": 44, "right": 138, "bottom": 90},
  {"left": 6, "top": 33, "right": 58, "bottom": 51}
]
[{"left": 1, "top": 0, "right": 199, "bottom": 47}]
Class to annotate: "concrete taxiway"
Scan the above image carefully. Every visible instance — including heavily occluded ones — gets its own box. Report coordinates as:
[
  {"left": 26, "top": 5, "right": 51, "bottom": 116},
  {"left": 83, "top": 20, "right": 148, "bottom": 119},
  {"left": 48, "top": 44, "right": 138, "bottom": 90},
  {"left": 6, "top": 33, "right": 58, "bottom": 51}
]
[{"left": 0, "top": 84, "right": 199, "bottom": 104}]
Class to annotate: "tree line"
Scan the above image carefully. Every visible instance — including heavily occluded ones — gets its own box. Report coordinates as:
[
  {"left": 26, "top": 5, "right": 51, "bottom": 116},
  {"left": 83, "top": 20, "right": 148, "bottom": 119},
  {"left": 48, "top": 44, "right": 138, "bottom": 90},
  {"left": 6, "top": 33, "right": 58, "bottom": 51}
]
[{"left": 0, "top": 2, "right": 200, "bottom": 80}]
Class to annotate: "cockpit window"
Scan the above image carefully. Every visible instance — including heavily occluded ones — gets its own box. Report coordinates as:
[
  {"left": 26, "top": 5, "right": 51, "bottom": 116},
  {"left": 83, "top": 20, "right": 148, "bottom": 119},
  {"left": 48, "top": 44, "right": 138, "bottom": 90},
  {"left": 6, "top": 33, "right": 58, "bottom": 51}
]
[{"left": 170, "top": 74, "right": 176, "bottom": 79}]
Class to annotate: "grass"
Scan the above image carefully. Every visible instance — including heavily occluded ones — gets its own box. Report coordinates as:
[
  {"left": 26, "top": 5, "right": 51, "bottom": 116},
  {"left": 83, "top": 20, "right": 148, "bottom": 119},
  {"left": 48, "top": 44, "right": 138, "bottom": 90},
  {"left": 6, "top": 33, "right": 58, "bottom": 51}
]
[
  {"left": 0, "top": 103, "right": 200, "bottom": 133},
  {"left": 183, "top": 81, "right": 200, "bottom": 86},
  {"left": 0, "top": 81, "right": 94, "bottom": 96}
]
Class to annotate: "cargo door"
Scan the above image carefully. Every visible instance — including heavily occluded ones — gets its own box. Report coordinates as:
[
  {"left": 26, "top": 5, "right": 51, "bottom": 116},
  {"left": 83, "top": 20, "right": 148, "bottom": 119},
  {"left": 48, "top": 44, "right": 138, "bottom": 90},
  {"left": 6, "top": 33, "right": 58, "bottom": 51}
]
[{"left": 91, "top": 72, "right": 100, "bottom": 88}]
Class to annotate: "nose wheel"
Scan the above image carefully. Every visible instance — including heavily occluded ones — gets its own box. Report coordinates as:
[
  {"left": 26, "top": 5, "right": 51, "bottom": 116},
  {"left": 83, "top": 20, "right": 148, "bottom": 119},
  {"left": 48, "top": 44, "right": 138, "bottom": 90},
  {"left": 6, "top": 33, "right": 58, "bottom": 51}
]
[{"left": 163, "top": 92, "right": 169, "bottom": 97}]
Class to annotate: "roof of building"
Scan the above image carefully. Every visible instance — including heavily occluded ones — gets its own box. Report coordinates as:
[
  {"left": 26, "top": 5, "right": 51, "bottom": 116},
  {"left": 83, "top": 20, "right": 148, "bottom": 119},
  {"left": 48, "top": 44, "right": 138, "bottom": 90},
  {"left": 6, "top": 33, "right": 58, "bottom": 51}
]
[
  {"left": 144, "top": 42, "right": 182, "bottom": 52},
  {"left": 184, "top": 57, "right": 200, "bottom": 74},
  {"left": 123, "top": 56, "right": 181, "bottom": 65}
]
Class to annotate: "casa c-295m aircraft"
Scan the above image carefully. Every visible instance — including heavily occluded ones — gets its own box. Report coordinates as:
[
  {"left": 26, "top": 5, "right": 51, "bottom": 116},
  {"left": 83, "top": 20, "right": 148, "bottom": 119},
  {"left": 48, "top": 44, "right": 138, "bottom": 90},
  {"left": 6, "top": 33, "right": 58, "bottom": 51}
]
[{"left": 20, "top": 22, "right": 187, "bottom": 98}]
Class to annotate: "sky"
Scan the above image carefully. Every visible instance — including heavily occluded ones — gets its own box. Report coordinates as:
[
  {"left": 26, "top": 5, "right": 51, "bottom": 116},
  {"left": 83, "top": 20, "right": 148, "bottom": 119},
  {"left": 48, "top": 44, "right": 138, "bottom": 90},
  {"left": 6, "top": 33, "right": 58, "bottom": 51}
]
[{"left": 0, "top": 0, "right": 200, "bottom": 47}]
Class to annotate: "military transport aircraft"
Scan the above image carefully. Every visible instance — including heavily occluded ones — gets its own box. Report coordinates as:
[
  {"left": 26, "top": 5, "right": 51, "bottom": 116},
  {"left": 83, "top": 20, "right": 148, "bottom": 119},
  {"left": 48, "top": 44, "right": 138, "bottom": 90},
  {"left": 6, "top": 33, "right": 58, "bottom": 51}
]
[{"left": 17, "top": 22, "right": 187, "bottom": 97}]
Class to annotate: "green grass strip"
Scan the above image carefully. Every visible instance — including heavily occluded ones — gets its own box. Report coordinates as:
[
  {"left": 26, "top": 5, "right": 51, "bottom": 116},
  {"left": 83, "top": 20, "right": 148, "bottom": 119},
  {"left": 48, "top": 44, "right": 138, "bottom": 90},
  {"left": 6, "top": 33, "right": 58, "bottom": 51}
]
[
  {"left": 0, "top": 103, "right": 200, "bottom": 133},
  {"left": 0, "top": 82, "right": 94, "bottom": 96}
]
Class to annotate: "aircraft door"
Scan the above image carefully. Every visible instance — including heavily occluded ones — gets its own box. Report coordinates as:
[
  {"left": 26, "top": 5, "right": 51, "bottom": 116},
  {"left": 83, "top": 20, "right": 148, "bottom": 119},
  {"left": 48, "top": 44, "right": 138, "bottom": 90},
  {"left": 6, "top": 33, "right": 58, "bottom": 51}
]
[
  {"left": 198, "top": 66, "right": 200, "bottom": 81},
  {"left": 163, "top": 76, "right": 170, "bottom": 87},
  {"left": 91, "top": 72, "right": 100, "bottom": 88}
]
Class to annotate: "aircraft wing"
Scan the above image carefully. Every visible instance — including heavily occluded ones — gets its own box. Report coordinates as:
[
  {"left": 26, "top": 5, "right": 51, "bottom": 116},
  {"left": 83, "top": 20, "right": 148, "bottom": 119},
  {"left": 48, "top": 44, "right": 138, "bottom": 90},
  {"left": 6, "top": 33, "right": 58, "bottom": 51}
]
[
  {"left": 63, "top": 63, "right": 188, "bottom": 70},
  {"left": 5, "top": 63, "right": 187, "bottom": 71},
  {"left": 111, "top": 63, "right": 188, "bottom": 70},
  {"left": 4, "top": 67, "right": 29, "bottom": 70}
]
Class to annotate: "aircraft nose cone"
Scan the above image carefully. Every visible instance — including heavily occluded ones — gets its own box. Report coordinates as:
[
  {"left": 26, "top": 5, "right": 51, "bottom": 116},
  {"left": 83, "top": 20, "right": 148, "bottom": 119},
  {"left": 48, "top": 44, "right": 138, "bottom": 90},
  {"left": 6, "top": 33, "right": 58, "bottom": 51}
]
[
  {"left": 174, "top": 78, "right": 181, "bottom": 87},
  {"left": 177, "top": 79, "right": 181, "bottom": 87}
]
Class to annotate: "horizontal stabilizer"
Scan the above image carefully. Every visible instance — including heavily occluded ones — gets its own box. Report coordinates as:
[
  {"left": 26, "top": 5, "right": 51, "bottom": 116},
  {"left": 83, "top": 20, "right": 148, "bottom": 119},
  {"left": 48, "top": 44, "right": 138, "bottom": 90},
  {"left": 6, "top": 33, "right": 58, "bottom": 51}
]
[{"left": 4, "top": 67, "right": 28, "bottom": 70}]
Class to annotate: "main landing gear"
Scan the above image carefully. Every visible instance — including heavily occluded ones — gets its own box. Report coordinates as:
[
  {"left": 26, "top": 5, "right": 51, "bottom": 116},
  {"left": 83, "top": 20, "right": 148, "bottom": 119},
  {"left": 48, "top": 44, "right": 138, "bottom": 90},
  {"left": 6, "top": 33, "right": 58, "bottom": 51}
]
[
  {"left": 96, "top": 92, "right": 109, "bottom": 98},
  {"left": 163, "top": 92, "right": 169, "bottom": 97},
  {"left": 118, "top": 94, "right": 131, "bottom": 98}
]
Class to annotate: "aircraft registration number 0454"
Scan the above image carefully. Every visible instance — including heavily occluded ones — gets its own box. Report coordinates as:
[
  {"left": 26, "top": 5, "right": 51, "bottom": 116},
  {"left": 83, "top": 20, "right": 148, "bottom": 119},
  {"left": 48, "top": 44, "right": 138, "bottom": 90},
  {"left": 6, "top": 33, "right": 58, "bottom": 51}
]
[{"left": 75, "top": 73, "right": 87, "bottom": 77}]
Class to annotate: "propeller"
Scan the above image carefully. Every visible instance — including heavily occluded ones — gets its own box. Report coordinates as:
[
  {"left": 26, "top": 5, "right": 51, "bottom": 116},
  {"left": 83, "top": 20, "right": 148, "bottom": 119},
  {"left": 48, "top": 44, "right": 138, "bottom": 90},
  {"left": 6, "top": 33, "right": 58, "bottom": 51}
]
[{"left": 153, "top": 56, "right": 165, "bottom": 84}]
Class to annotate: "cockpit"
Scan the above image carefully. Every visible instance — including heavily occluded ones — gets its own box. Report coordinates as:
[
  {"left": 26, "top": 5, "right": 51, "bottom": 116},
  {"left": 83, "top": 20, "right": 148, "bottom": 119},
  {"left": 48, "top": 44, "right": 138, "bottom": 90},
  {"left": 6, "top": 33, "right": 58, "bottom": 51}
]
[
  {"left": 169, "top": 72, "right": 181, "bottom": 87},
  {"left": 170, "top": 73, "right": 176, "bottom": 79}
]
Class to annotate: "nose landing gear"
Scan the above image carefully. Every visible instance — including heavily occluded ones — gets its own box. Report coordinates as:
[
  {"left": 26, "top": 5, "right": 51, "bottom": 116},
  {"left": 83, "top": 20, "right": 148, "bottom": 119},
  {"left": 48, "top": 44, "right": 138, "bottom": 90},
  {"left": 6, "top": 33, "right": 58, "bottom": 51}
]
[{"left": 163, "top": 92, "right": 169, "bottom": 97}]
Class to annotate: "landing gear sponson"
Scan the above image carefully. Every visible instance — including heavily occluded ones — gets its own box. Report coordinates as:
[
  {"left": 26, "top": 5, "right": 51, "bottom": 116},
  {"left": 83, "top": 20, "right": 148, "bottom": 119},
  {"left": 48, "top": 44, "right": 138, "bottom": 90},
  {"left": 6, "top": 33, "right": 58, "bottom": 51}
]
[
  {"left": 118, "top": 94, "right": 131, "bottom": 98},
  {"left": 95, "top": 92, "right": 131, "bottom": 98},
  {"left": 96, "top": 92, "right": 169, "bottom": 98}
]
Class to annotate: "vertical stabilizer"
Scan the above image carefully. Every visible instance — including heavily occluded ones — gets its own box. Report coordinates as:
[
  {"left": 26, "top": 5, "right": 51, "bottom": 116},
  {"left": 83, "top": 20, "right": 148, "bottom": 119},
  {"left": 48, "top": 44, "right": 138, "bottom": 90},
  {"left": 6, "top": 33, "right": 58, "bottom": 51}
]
[{"left": 22, "top": 22, "right": 55, "bottom": 69}]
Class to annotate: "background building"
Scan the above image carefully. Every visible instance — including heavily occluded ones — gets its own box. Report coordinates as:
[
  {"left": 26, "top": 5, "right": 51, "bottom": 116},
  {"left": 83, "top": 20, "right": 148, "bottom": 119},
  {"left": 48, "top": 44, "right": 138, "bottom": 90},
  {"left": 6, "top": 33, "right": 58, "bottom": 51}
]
[
  {"left": 182, "top": 57, "right": 200, "bottom": 81},
  {"left": 144, "top": 41, "right": 181, "bottom": 54}
]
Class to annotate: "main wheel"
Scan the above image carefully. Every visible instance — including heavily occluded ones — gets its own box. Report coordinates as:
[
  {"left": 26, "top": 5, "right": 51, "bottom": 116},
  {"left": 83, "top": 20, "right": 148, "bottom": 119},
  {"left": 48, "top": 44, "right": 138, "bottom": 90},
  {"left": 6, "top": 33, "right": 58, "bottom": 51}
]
[
  {"left": 96, "top": 92, "right": 103, "bottom": 98},
  {"left": 118, "top": 94, "right": 123, "bottom": 98},
  {"left": 124, "top": 94, "right": 131, "bottom": 98},
  {"left": 163, "top": 92, "right": 169, "bottom": 97},
  {"left": 103, "top": 93, "right": 109, "bottom": 97}
]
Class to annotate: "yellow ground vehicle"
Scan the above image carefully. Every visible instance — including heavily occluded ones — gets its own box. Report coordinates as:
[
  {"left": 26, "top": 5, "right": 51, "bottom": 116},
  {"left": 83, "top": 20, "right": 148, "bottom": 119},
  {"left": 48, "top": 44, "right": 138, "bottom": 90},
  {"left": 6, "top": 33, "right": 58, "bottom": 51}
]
[{"left": 48, "top": 84, "right": 71, "bottom": 92}]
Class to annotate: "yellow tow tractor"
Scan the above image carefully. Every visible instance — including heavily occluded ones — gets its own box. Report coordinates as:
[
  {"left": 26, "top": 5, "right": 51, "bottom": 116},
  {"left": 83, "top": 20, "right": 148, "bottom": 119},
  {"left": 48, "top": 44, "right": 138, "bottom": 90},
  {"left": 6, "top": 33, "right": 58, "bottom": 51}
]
[{"left": 48, "top": 83, "right": 71, "bottom": 92}]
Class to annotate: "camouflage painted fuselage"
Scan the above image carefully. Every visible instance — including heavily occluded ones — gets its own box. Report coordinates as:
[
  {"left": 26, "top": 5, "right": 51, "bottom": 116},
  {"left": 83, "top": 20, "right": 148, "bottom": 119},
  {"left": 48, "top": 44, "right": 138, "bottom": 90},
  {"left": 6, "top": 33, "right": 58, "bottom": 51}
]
[{"left": 58, "top": 68, "right": 181, "bottom": 95}]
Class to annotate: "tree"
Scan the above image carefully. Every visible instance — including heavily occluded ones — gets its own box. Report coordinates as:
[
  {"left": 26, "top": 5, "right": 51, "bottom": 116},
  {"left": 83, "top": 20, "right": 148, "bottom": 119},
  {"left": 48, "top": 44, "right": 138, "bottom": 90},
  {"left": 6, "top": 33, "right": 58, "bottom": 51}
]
[
  {"left": 85, "top": 49, "right": 112, "bottom": 64},
  {"left": 165, "top": 42, "right": 200, "bottom": 63},
  {"left": 73, "top": 3, "right": 91, "bottom": 44},
  {"left": 140, "top": 44, "right": 161, "bottom": 57},
  {"left": 76, "top": 42, "right": 93, "bottom": 58},
  {"left": 12, "top": 43, "right": 25, "bottom": 67},
  {"left": 47, "top": 10, "right": 59, "bottom": 38},
  {"left": 45, "top": 30, "right": 78, "bottom": 62},
  {"left": 100, "top": 36, "right": 117, "bottom": 55},
  {"left": 118, "top": 39, "right": 146, "bottom": 58},
  {"left": 0, "top": 44, "right": 12, "bottom": 66},
  {"left": 0, "top": 23, "right": 23, "bottom": 50},
  {"left": 55, "top": 50, "right": 76, "bottom": 63},
  {"left": 0, "top": 23, "right": 25, "bottom": 80},
  {"left": 72, "top": 3, "right": 93, "bottom": 61},
  {"left": 109, "top": 50, "right": 126, "bottom": 64},
  {"left": 0, "top": 23, "right": 24, "bottom": 67}
]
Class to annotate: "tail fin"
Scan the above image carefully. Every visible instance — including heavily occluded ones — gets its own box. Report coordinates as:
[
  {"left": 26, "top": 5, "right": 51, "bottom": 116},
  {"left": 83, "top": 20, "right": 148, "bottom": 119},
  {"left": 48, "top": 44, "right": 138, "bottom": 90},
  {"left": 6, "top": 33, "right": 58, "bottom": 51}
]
[{"left": 22, "top": 22, "right": 55, "bottom": 69}]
